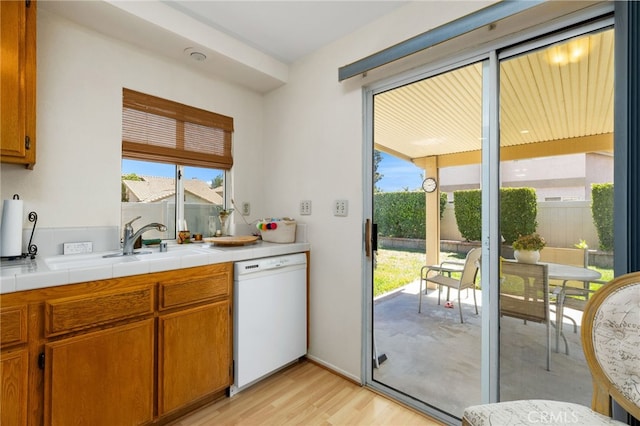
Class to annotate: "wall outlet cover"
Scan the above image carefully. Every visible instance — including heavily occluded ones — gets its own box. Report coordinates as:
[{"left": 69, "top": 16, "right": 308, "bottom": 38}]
[
  {"left": 63, "top": 241, "right": 93, "bottom": 255},
  {"left": 334, "top": 199, "right": 348, "bottom": 217}
]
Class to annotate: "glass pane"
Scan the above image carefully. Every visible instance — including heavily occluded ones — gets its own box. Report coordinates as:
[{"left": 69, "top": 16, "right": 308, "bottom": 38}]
[
  {"left": 183, "top": 166, "right": 225, "bottom": 237},
  {"left": 372, "top": 61, "right": 484, "bottom": 418},
  {"left": 498, "top": 29, "right": 614, "bottom": 404},
  {"left": 121, "top": 159, "right": 175, "bottom": 240}
]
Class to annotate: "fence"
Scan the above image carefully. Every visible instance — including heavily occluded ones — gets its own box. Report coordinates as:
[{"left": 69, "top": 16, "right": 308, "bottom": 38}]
[
  {"left": 122, "top": 202, "right": 221, "bottom": 239},
  {"left": 441, "top": 200, "right": 599, "bottom": 250}
]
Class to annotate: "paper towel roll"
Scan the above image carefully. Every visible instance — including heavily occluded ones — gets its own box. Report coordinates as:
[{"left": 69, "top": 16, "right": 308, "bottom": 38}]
[{"left": 1, "top": 198, "right": 24, "bottom": 257}]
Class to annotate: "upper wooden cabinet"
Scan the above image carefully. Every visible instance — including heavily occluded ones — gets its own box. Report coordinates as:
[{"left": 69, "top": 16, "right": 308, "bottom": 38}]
[{"left": 1, "top": 0, "right": 37, "bottom": 169}]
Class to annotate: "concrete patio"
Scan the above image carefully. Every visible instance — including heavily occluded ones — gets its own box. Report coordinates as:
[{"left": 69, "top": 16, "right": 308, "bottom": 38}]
[{"left": 373, "top": 280, "right": 592, "bottom": 419}]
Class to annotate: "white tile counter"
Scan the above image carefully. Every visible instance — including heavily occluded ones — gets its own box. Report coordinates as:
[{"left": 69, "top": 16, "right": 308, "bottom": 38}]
[{"left": 0, "top": 241, "right": 310, "bottom": 294}]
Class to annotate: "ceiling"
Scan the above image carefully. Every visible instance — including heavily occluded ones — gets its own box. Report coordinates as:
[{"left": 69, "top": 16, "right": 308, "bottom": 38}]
[
  {"left": 40, "top": 0, "right": 407, "bottom": 92},
  {"left": 374, "top": 28, "right": 614, "bottom": 167},
  {"left": 162, "top": 1, "right": 408, "bottom": 64}
]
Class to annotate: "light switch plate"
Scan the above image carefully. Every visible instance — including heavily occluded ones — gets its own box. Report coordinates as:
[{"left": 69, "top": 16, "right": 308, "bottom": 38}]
[{"left": 300, "top": 200, "right": 312, "bottom": 215}]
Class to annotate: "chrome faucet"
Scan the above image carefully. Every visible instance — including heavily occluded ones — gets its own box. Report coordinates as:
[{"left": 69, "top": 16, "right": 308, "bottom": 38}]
[{"left": 122, "top": 216, "right": 167, "bottom": 255}]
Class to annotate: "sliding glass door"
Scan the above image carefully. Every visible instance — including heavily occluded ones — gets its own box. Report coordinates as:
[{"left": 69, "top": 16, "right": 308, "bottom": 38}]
[
  {"left": 498, "top": 26, "right": 614, "bottom": 403},
  {"left": 365, "top": 17, "right": 615, "bottom": 424},
  {"left": 370, "top": 61, "right": 485, "bottom": 419}
]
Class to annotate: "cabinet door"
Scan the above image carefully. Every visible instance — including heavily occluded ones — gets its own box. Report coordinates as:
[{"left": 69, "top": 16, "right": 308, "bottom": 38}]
[
  {"left": 44, "top": 319, "right": 154, "bottom": 426},
  {"left": 0, "top": 0, "right": 36, "bottom": 167},
  {"left": 158, "top": 301, "right": 231, "bottom": 415},
  {"left": 1, "top": 349, "right": 28, "bottom": 426}
]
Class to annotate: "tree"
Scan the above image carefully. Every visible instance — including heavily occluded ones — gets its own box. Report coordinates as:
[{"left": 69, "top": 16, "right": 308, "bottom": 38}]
[
  {"left": 211, "top": 174, "right": 224, "bottom": 189},
  {"left": 374, "top": 150, "right": 383, "bottom": 192},
  {"left": 121, "top": 173, "right": 143, "bottom": 202}
]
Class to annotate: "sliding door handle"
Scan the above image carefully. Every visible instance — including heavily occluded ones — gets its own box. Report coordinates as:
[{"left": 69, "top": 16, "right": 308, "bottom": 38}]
[
  {"left": 365, "top": 219, "right": 371, "bottom": 257},
  {"left": 365, "top": 219, "right": 379, "bottom": 258},
  {"left": 372, "top": 223, "right": 378, "bottom": 252}
]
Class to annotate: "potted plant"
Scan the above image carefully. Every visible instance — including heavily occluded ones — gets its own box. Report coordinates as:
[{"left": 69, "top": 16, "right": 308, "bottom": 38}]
[
  {"left": 216, "top": 207, "right": 234, "bottom": 236},
  {"left": 512, "top": 233, "right": 546, "bottom": 264}
]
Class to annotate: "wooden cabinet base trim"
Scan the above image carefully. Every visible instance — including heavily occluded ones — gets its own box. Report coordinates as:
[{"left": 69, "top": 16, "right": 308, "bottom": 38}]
[{"left": 152, "top": 390, "right": 227, "bottom": 425}]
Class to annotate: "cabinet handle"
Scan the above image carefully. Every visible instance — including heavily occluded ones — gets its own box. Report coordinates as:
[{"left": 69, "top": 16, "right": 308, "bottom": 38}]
[
  {"left": 25, "top": 136, "right": 31, "bottom": 150},
  {"left": 38, "top": 352, "right": 45, "bottom": 370}
]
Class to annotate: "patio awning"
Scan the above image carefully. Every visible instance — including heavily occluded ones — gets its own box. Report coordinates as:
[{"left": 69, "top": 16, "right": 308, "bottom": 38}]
[{"left": 373, "top": 29, "right": 614, "bottom": 167}]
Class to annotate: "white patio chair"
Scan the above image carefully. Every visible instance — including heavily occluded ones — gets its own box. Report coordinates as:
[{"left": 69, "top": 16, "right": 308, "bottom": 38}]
[{"left": 419, "top": 248, "right": 481, "bottom": 323}]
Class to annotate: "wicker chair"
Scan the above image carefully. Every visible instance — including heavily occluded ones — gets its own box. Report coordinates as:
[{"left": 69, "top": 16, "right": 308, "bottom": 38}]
[{"left": 462, "top": 271, "right": 640, "bottom": 425}]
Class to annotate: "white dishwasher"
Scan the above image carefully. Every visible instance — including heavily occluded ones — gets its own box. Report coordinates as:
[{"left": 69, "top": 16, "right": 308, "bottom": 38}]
[{"left": 229, "top": 253, "right": 307, "bottom": 396}]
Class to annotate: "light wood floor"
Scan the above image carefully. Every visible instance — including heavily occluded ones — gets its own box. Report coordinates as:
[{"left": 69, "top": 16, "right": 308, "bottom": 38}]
[{"left": 173, "top": 359, "right": 442, "bottom": 426}]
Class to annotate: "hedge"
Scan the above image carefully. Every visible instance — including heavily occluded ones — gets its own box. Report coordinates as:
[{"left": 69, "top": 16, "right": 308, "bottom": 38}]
[
  {"left": 453, "top": 190, "right": 481, "bottom": 241},
  {"left": 591, "top": 183, "right": 613, "bottom": 251},
  {"left": 374, "top": 186, "right": 613, "bottom": 250},
  {"left": 500, "top": 187, "right": 538, "bottom": 244},
  {"left": 453, "top": 188, "right": 537, "bottom": 244},
  {"left": 374, "top": 192, "right": 447, "bottom": 239}
]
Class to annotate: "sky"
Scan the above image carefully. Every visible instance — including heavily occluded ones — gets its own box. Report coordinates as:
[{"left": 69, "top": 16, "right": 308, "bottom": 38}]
[
  {"left": 122, "top": 159, "right": 223, "bottom": 183},
  {"left": 376, "top": 152, "right": 423, "bottom": 192},
  {"left": 123, "top": 153, "right": 422, "bottom": 192}
]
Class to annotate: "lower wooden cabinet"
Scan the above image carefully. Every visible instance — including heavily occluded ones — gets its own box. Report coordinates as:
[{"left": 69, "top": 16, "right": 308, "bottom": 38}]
[
  {"left": 44, "top": 319, "right": 155, "bottom": 426},
  {"left": 0, "top": 262, "right": 233, "bottom": 425},
  {"left": 158, "top": 301, "right": 231, "bottom": 415},
  {"left": 1, "top": 349, "right": 28, "bottom": 425},
  {"left": 0, "top": 304, "right": 29, "bottom": 425}
]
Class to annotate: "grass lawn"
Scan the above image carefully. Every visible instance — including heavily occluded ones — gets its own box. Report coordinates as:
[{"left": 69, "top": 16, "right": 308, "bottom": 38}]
[{"left": 374, "top": 248, "right": 613, "bottom": 298}]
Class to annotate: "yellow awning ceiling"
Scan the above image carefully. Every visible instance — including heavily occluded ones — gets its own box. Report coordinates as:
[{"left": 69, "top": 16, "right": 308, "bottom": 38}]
[{"left": 373, "top": 29, "right": 614, "bottom": 165}]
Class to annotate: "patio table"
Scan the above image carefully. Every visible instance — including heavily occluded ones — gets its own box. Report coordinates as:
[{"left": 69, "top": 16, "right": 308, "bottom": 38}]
[{"left": 540, "top": 262, "right": 602, "bottom": 353}]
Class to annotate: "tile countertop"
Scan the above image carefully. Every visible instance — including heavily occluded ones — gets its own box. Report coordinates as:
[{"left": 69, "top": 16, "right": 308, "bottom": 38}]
[{"left": 0, "top": 240, "right": 310, "bottom": 294}]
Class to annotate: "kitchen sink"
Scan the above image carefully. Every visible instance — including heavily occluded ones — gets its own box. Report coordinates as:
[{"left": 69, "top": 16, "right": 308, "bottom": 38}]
[
  {"left": 134, "top": 247, "right": 214, "bottom": 259},
  {"left": 44, "top": 246, "right": 215, "bottom": 270},
  {"left": 44, "top": 252, "right": 140, "bottom": 270}
]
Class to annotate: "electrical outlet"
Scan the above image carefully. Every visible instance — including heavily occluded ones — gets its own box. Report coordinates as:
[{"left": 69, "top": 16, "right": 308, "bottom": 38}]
[
  {"left": 334, "top": 199, "right": 348, "bottom": 217},
  {"left": 63, "top": 241, "right": 93, "bottom": 255},
  {"left": 242, "top": 202, "right": 251, "bottom": 216},
  {"left": 300, "top": 200, "right": 312, "bottom": 215}
]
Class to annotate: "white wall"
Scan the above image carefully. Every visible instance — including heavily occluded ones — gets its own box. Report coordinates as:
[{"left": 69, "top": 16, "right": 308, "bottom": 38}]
[
  {"left": 261, "top": 1, "right": 494, "bottom": 380},
  {"left": 0, "top": 9, "right": 265, "bottom": 232},
  {"left": 0, "top": 2, "right": 495, "bottom": 382}
]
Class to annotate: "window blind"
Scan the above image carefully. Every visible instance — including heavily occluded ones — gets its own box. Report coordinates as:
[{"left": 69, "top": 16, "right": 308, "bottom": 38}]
[{"left": 122, "top": 88, "right": 234, "bottom": 169}]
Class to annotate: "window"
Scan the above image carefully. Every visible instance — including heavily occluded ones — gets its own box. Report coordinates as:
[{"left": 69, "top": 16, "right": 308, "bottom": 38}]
[{"left": 121, "top": 89, "right": 233, "bottom": 240}]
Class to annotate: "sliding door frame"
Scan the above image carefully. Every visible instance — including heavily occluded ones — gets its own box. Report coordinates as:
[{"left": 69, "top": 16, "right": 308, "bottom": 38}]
[{"left": 362, "top": 3, "right": 618, "bottom": 423}]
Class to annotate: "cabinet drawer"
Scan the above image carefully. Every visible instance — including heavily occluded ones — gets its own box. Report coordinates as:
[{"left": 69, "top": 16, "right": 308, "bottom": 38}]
[
  {"left": 159, "top": 267, "right": 231, "bottom": 310},
  {"left": 45, "top": 285, "right": 155, "bottom": 337},
  {"left": 0, "top": 305, "right": 28, "bottom": 347}
]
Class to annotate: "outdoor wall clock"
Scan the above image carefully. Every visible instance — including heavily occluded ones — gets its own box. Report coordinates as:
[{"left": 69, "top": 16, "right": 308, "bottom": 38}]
[{"left": 422, "top": 177, "right": 438, "bottom": 193}]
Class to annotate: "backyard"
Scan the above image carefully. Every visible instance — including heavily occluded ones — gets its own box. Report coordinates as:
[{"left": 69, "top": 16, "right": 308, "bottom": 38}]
[{"left": 374, "top": 248, "right": 614, "bottom": 297}]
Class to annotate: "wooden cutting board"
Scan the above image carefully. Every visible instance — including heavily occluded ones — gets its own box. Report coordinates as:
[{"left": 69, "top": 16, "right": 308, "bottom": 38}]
[{"left": 203, "top": 235, "right": 259, "bottom": 246}]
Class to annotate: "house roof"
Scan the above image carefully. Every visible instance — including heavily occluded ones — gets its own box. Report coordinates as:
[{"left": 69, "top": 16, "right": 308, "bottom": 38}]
[{"left": 123, "top": 176, "right": 223, "bottom": 204}]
